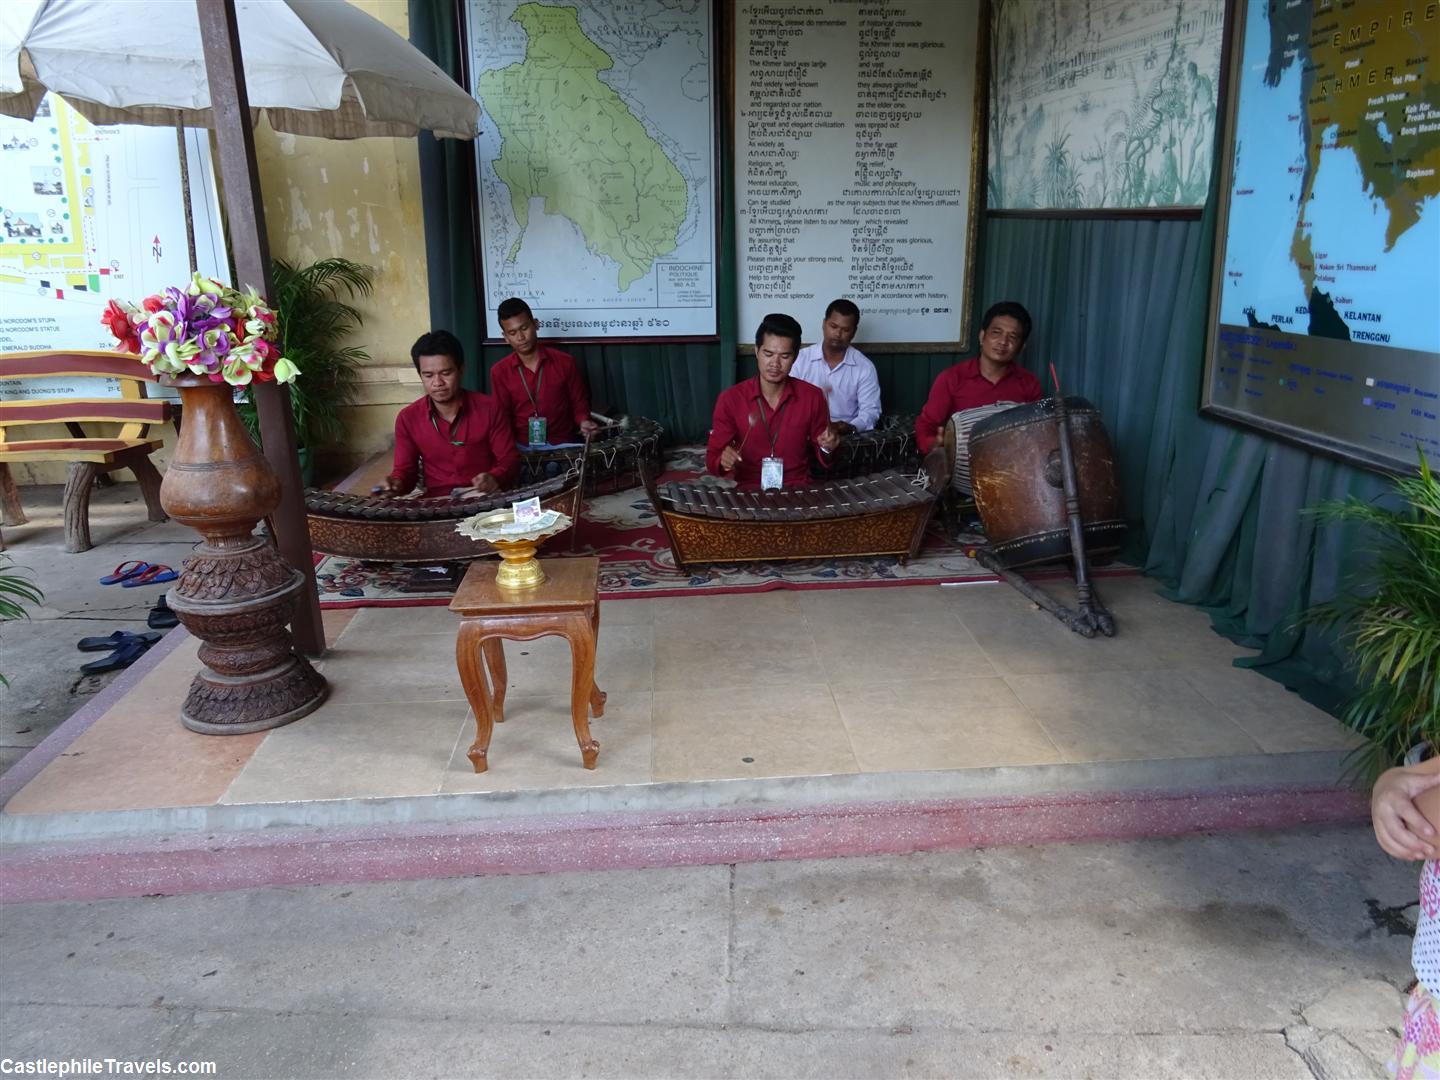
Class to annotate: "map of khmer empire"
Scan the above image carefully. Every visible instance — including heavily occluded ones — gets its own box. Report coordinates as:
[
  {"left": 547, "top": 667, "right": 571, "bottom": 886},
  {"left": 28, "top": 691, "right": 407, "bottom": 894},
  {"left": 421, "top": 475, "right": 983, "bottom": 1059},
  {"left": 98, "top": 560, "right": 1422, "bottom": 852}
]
[
  {"left": 1221, "top": 0, "right": 1438, "bottom": 352},
  {"left": 1210, "top": 0, "right": 1439, "bottom": 469},
  {"left": 468, "top": 0, "right": 716, "bottom": 337}
]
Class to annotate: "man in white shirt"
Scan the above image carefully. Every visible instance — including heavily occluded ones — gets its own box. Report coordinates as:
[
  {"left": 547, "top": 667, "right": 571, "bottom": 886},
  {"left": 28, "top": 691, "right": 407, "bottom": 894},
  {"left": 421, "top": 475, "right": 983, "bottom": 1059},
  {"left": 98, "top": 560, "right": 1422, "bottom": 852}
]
[{"left": 790, "top": 299, "right": 882, "bottom": 434}]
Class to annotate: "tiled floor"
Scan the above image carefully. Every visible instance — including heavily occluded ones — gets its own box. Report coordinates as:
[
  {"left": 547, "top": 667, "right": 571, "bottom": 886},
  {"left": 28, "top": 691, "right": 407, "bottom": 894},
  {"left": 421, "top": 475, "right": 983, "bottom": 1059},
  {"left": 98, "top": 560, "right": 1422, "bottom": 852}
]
[{"left": 2, "top": 574, "right": 1363, "bottom": 818}]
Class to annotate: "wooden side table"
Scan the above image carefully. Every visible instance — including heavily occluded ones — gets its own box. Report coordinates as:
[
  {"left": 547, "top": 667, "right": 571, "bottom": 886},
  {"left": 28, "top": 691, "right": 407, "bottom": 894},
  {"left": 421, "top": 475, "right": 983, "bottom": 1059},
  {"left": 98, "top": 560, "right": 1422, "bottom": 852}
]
[{"left": 449, "top": 556, "right": 606, "bottom": 773}]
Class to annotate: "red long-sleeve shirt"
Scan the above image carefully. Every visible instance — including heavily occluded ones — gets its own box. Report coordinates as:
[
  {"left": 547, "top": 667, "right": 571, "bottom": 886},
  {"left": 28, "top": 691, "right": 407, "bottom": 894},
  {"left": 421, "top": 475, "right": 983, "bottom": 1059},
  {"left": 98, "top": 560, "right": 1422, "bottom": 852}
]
[
  {"left": 388, "top": 390, "right": 519, "bottom": 495},
  {"left": 489, "top": 345, "right": 591, "bottom": 444},
  {"left": 915, "top": 358, "right": 1044, "bottom": 452},
  {"left": 705, "top": 376, "right": 832, "bottom": 488}
]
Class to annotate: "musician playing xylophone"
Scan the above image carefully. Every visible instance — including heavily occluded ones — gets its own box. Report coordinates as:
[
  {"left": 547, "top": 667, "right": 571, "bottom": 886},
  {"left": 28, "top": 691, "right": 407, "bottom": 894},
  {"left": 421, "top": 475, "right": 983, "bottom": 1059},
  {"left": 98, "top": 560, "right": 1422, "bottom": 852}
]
[
  {"left": 707, "top": 313, "right": 841, "bottom": 490},
  {"left": 383, "top": 330, "right": 519, "bottom": 497},
  {"left": 491, "top": 296, "right": 600, "bottom": 449}
]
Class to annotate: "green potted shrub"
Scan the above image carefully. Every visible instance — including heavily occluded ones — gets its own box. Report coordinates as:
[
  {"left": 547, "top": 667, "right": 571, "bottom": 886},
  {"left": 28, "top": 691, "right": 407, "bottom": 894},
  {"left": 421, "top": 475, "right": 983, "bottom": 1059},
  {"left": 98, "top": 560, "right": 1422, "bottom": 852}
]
[
  {"left": 0, "top": 555, "right": 44, "bottom": 687},
  {"left": 1307, "top": 452, "right": 1440, "bottom": 778},
  {"left": 238, "top": 256, "right": 374, "bottom": 484}
]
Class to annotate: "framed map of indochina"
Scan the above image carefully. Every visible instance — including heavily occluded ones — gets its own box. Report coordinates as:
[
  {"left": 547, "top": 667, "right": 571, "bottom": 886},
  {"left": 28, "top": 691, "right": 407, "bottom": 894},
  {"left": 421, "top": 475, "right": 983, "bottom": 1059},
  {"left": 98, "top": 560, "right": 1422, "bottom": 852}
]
[
  {"left": 465, "top": 0, "right": 718, "bottom": 340},
  {"left": 987, "top": 0, "right": 1225, "bottom": 210},
  {"left": 1201, "top": 0, "right": 1439, "bottom": 474}
]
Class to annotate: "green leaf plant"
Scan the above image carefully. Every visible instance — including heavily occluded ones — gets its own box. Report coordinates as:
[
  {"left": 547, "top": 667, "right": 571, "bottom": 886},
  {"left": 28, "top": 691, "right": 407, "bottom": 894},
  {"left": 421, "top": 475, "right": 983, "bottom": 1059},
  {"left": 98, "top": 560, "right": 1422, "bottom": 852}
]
[
  {"left": 1305, "top": 451, "right": 1440, "bottom": 779},
  {"left": 0, "top": 555, "right": 44, "bottom": 687},
  {"left": 237, "top": 257, "right": 374, "bottom": 452}
]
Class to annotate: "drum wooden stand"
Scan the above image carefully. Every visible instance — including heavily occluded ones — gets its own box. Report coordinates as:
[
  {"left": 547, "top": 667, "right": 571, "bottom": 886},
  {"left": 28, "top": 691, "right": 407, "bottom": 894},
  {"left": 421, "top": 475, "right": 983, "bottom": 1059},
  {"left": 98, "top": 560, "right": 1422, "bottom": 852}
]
[{"left": 936, "top": 396, "right": 1120, "bottom": 638}]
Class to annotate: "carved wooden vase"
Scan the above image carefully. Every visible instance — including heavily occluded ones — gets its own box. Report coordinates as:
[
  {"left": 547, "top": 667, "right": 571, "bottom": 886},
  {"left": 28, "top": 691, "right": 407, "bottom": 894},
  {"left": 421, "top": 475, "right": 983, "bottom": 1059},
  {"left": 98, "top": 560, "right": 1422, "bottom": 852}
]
[{"left": 160, "top": 375, "right": 327, "bottom": 734}]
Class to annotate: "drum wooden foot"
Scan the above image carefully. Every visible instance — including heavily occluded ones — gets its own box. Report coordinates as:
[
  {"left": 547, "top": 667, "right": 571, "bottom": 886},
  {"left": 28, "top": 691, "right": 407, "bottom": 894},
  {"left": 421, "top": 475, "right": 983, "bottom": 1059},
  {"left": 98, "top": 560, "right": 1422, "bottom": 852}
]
[{"left": 975, "top": 551, "right": 1117, "bottom": 638}]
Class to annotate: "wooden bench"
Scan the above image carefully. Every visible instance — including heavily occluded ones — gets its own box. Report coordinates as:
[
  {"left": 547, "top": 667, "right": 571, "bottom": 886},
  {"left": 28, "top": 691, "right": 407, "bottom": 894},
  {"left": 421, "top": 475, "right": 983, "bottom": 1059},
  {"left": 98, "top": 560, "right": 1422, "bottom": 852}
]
[{"left": 0, "top": 350, "right": 172, "bottom": 552}]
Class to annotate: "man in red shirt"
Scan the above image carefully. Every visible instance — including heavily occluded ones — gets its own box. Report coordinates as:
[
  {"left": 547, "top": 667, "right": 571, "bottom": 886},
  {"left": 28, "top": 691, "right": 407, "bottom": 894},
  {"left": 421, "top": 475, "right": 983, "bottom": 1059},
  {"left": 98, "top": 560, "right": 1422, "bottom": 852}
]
[
  {"left": 706, "top": 313, "right": 840, "bottom": 489},
  {"left": 384, "top": 331, "right": 519, "bottom": 496},
  {"left": 490, "top": 297, "right": 600, "bottom": 446},
  {"left": 915, "top": 301, "right": 1044, "bottom": 454}
]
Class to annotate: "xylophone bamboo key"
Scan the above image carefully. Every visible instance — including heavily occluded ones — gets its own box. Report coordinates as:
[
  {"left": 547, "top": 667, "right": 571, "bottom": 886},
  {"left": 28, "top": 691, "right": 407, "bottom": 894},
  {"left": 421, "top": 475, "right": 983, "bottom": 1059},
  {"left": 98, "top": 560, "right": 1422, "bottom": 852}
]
[{"left": 693, "top": 484, "right": 737, "bottom": 521}]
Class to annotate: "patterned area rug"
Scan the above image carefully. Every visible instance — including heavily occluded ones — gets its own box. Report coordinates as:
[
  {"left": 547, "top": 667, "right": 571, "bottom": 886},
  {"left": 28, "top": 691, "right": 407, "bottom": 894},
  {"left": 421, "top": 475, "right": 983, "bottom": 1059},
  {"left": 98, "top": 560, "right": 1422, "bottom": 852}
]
[{"left": 312, "top": 446, "right": 1117, "bottom": 606}]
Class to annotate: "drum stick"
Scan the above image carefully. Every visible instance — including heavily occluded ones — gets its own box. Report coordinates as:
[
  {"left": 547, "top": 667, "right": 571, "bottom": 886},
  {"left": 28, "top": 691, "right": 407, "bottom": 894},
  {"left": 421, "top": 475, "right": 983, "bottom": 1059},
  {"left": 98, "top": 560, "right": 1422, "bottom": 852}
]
[{"left": 1049, "top": 363, "right": 1062, "bottom": 395}]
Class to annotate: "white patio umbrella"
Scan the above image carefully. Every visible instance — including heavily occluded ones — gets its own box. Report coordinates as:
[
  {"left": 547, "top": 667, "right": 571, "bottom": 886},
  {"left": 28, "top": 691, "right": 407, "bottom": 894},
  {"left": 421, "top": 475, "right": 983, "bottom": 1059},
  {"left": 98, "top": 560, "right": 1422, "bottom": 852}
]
[
  {"left": 0, "top": 0, "right": 481, "bottom": 659},
  {"left": 0, "top": 0, "right": 481, "bottom": 140}
]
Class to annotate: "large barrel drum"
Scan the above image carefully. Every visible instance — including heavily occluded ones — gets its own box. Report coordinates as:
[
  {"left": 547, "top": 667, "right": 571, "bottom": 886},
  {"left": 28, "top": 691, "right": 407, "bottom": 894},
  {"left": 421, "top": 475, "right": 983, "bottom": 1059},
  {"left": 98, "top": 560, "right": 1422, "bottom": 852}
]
[
  {"left": 941, "top": 402, "right": 1022, "bottom": 494},
  {"left": 967, "top": 396, "right": 1126, "bottom": 569}
]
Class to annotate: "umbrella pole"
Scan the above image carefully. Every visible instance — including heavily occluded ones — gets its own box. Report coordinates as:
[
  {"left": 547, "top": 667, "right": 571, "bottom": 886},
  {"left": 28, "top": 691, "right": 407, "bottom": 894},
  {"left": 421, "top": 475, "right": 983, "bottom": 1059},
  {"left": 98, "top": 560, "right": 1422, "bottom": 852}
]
[
  {"left": 196, "top": 0, "right": 325, "bottom": 660},
  {"left": 175, "top": 116, "right": 198, "bottom": 274}
]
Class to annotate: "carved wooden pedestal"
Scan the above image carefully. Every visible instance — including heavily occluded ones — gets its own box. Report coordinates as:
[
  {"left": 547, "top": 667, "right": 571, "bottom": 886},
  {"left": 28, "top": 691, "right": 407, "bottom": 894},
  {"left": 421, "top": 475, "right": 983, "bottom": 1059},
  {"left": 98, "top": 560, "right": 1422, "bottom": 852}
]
[
  {"left": 161, "top": 375, "right": 327, "bottom": 734},
  {"left": 449, "top": 557, "right": 605, "bottom": 772}
]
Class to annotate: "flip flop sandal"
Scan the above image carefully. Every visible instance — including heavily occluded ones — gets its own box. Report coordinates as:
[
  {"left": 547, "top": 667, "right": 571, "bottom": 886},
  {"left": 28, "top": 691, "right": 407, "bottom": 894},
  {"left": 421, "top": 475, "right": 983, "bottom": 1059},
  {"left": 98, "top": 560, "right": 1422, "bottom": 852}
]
[
  {"left": 77, "top": 630, "right": 161, "bottom": 651},
  {"left": 148, "top": 598, "right": 179, "bottom": 630},
  {"left": 79, "top": 638, "right": 152, "bottom": 674},
  {"left": 121, "top": 564, "right": 178, "bottom": 588},
  {"left": 99, "top": 560, "right": 152, "bottom": 585}
]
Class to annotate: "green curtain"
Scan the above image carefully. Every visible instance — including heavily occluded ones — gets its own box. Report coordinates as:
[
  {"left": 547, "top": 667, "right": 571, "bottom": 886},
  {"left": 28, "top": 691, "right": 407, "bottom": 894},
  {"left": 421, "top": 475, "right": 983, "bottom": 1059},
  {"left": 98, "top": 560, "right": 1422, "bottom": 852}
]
[
  {"left": 979, "top": 208, "right": 1388, "bottom": 710},
  {"left": 409, "top": 2, "right": 484, "bottom": 370}
]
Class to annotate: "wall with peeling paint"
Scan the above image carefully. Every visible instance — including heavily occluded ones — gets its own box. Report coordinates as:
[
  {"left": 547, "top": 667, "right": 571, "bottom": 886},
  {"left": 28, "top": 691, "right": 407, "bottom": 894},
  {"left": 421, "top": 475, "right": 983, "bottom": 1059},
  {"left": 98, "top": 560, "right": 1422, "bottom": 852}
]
[{"left": 254, "top": 0, "right": 430, "bottom": 475}]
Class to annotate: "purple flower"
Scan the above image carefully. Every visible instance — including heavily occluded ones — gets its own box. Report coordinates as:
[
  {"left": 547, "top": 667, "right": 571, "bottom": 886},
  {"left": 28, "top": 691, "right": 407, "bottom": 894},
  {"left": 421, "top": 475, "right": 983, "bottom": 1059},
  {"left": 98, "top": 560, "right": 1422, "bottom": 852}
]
[{"left": 194, "top": 326, "right": 232, "bottom": 372}]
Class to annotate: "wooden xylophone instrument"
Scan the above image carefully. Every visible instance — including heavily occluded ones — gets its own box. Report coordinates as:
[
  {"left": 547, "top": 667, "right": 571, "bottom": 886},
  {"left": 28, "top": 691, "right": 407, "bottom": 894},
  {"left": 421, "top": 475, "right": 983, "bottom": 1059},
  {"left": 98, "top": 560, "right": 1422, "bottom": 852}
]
[
  {"left": 825, "top": 413, "right": 921, "bottom": 479},
  {"left": 305, "top": 469, "right": 581, "bottom": 563},
  {"left": 643, "top": 466, "right": 944, "bottom": 571},
  {"left": 518, "top": 414, "right": 663, "bottom": 494}
]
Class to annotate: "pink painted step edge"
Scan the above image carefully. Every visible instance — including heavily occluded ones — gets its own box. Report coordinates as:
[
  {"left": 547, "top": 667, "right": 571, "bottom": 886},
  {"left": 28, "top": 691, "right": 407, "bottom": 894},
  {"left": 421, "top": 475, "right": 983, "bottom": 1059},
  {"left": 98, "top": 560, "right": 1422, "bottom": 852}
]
[{"left": 1, "top": 784, "right": 1367, "bottom": 903}]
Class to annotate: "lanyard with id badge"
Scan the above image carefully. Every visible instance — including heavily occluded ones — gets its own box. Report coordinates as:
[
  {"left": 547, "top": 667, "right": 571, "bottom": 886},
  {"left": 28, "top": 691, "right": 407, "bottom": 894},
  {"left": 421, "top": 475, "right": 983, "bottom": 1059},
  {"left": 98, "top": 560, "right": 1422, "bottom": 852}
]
[
  {"left": 519, "top": 358, "right": 547, "bottom": 446},
  {"left": 756, "top": 397, "right": 787, "bottom": 491},
  {"left": 429, "top": 403, "right": 465, "bottom": 446}
]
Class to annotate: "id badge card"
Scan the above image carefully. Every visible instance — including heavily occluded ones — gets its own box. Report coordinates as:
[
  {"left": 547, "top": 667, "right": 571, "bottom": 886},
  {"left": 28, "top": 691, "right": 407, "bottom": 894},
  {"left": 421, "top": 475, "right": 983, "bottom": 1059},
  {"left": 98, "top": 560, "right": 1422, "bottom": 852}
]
[
  {"left": 527, "top": 415, "right": 547, "bottom": 446},
  {"left": 760, "top": 456, "right": 784, "bottom": 491}
]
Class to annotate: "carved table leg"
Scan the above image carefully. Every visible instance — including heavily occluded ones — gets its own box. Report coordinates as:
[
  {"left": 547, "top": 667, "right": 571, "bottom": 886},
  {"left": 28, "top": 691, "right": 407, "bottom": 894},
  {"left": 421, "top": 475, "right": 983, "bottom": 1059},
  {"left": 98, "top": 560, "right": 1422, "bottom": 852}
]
[
  {"left": 481, "top": 637, "right": 507, "bottom": 724},
  {"left": 588, "top": 603, "right": 606, "bottom": 717},
  {"left": 564, "top": 613, "right": 601, "bottom": 769},
  {"left": 455, "top": 620, "right": 496, "bottom": 773}
]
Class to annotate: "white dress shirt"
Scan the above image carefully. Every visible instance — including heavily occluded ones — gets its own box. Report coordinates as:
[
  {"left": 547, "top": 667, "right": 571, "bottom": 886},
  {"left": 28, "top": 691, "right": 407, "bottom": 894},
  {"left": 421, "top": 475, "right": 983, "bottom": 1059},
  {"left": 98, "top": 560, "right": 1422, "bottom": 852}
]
[{"left": 791, "top": 344, "right": 882, "bottom": 431}]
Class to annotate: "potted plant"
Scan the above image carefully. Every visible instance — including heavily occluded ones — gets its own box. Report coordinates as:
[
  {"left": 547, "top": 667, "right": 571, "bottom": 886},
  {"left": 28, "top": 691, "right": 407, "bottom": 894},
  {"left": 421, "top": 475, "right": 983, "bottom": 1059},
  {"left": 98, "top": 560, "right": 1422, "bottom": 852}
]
[
  {"left": 236, "top": 257, "right": 373, "bottom": 484},
  {"left": 1307, "top": 452, "right": 1440, "bottom": 779}
]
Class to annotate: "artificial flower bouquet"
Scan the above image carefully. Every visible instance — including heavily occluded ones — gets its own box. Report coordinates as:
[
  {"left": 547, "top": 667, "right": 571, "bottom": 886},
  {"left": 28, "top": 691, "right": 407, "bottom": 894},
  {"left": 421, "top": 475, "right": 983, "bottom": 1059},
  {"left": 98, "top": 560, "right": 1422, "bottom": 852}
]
[{"left": 102, "top": 272, "right": 298, "bottom": 386}]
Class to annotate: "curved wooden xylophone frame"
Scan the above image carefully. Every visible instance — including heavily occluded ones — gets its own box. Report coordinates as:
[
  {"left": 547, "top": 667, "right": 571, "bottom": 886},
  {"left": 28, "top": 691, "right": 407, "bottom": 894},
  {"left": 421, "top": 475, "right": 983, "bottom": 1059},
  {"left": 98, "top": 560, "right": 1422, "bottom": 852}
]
[
  {"left": 825, "top": 412, "right": 921, "bottom": 479},
  {"left": 305, "top": 468, "right": 582, "bottom": 563},
  {"left": 642, "top": 460, "right": 945, "bottom": 571}
]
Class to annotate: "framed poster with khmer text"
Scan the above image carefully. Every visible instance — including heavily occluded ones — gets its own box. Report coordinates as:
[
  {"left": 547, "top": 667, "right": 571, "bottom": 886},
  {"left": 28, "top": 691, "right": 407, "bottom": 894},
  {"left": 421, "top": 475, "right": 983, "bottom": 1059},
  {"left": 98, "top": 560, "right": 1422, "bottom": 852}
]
[{"left": 733, "top": 0, "right": 984, "bottom": 349}]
